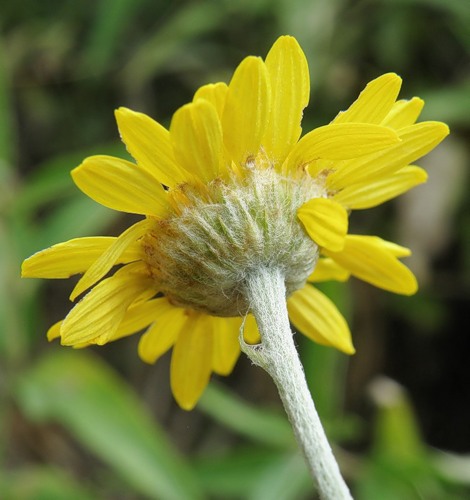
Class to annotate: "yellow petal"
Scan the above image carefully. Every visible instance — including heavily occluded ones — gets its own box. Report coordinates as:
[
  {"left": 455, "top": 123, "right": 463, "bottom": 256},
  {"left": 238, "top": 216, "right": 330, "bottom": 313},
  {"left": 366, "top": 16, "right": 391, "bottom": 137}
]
[
  {"left": 47, "top": 320, "right": 63, "bottom": 341},
  {"left": 323, "top": 235, "right": 418, "bottom": 295},
  {"left": 138, "top": 304, "right": 189, "bottom": 364},
  {"left": 48, "top": 321, "right": 88, "bottom": 350},
  {"left": 333, "top": 73, "right": 402, "bottom": 124},
  {"left": 115, "top": 107, "right": 188, "bottom": 187},
  {"left": 285, "top": 123, "right": 400, "bottom": 173},
  {"left": 170, "top": 99, "right": 226, "bottom": 183},
  {"left": 72, "top": 155, "right": 168, "bottom": 217},
  {"left": 308, "top": 258, "right": 350, "bottom": 282},
  {"left": 170, "top": 313, "right": 213, "bottom": 410},
  {"left": 338, "top": 235, "right": 411, "bottom": 258},
  {"left": 243, "top": 314, "right": 261, "bottom": 344},
  {"left": 211, "top": 316, "right": 241, "bottom": 376},
  {"left": 110, "top": 297, "right": 167, "bottom": 342},
  {"left": 61, "top": 262, "right": 154, "bottom": 346},
  {"left": 297, "top": 198, "right": 348, "bottom": 251},
  {"left": 382, "top": 97, "right": 424, "bottom": 129},
  {"left": 21, "top": 237, "right": 143, "bottom": 279},
  {"left": 375, "top": 238, "right": 412, "bottom": 258},
  {"left": 263, "top": 35, "right": 310, "bottom": 167},
  {"left": 193, "top": 82, "right": 228, "bottom": 119},
  {"left": 333, "top": 166, "right": 428, "bottom": 209},
  {"left": 328, "top": 121, "right": 449, "bottom": 189},
  {"left": 70, "top": 219, "right": 150, "bottom": 301},
  {"left": 71, "top": 342, "right": 91, "bottom": 350},
  {"left": 288, "top": 285, "right": 355, "bottom": 354},
  {"left": 222, "top": 56, "right": 270, "bottom": 166}
]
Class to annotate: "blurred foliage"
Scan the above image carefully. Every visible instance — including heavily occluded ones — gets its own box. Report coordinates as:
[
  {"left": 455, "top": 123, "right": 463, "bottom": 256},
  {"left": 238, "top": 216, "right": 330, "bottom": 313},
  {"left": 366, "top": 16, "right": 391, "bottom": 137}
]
[{"left": 1, "top": 0, "right": 469, "bottom": 498}]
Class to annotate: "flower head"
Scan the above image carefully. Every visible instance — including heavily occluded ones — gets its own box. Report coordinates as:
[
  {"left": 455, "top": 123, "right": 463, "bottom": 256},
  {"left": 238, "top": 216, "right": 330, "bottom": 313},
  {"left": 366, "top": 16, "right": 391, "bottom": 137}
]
[{"left": 22, "top": 36, "right": 449, "bottom": 410}]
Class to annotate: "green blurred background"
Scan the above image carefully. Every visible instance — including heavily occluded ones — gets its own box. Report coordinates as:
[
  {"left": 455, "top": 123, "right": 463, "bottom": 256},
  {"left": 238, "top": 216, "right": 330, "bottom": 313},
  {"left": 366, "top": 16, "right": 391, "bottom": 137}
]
[{"left": 1, "top": 0, "right": 469, "bottom": 498}]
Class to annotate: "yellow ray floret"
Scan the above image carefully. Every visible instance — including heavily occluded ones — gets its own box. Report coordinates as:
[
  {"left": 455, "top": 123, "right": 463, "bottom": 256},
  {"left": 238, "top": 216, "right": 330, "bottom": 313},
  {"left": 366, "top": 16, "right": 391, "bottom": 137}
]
[
  {"left": 193, "top": 82, "right": 228, "bottom": 119},
  {"left": 222, "top": 56, "right": 270, "bottom": 166},
  {"left": 243, "top": 315, "right": 262, "bottom": 345},
  {"left": 333, "top": 165, "right": 428, "bottom": 210},
  {"left": 323, "top": 235, "right": 417, "bottom": 295},
  {"left": 21, "top": 236, "right": 142, "bottom": 279},
  {"left": 210, "top": 316, "right": 242, "bottom": 376},
  {"left": 308, "top": 258, "right": 350, "bottom": 283},
  {"left": 327, "top": 122, "right": 449, "bottom": 189},
  {"left": 262, "top": 35, "right": 310, "bottom": 167},
  {"left": 170, "top": 313, "right": 214, "bottom": 411},
  {"left": 297, "top": 198, "right": 348, "bottom": 251},
  {"left": 70, "top": 219, "right": 150, "bottom": 301},
  {"left": 138, "top": 304, "right": 189, "bottom": 364},
  {"left": 285, "top": 123, "right": 400, "bottom": 176},
  {"left": 61, "top": 262, "right": 155, "bottom": 346},
  {"left": 170, "top": 99, "right": 226, "bottom": 183},
  {"left": 114, "top": 298, "right": 171, "bottom": 341},
  {"left": 382, "top": 97, "right": 424, "bottom": 129},
  {"left": 288, "top": 285, "right": 355, "bottom": 354},
  {"left": 72, "top": 155, "right": 168, "bottom": 217},
  {"left": 333, "top": 73, "right": 402, "bottom": 125},
  {"left": 114, "top": 107, "right": 189, "bottom": 187}
]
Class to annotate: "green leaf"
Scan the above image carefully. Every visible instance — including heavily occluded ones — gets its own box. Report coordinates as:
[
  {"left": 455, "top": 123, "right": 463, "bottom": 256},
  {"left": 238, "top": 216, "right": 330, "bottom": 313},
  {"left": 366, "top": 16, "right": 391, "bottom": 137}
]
[
  {"left": 369, "top": 377, "right": 425, "bottom": 461},
  {"left": 433, "top": 450, "right": 470, "bottom": 486},
  {"left": 121, "top": 2, "right": 227, "bottom": 90},
  {"left": 12, "top": 143, "right": 127, "bottom": 218},
  {"left": 0, "top": 466, "right": 95, "bottom": 500},
  {"left": 357, "top": 377, "right": 450, "bottom": 499},
  {"left": 247, "top": 452, "right": 313, "bottom": 500},
  {"left": 198, "top": 381, "right": 294, "bottom": 449},
  {"left": 194, "top": 447, "right": 313, "bottom": 499},
  {"left": 194, "top": 447, "right": 286, "bottom": 497},
  {"left": 0, "top": 40, "right": 15, "bottom": 169},
  {"left": 379, "top": 0, "right": 470, "bottom": 20},
  {"left": 82, "top": 0, "right": 143, "bottom": 71},
  {"left": 420, "top": 82, "right": 470, "bottom": 127},
  {"left": 15, "top": 350, "right": 205, "bottom": 500},
  {"left": 0, "top": 219, "right": 28, "bottom": 362},
  {"left": 38, "top": 195, "right": 119, "bottom": 250}
]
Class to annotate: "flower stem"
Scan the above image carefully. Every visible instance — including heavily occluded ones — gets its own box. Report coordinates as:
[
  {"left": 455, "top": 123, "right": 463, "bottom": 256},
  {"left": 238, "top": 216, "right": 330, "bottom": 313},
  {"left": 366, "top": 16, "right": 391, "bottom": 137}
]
[{"left": 241, "top": 267, "right": 352, "bottom": 500}]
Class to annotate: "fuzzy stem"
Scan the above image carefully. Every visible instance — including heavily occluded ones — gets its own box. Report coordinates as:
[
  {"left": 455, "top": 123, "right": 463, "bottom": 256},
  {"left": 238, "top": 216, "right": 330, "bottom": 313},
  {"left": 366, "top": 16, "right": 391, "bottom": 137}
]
[{"left": 241, "top": 267, "right": 352, "bottom": 500}]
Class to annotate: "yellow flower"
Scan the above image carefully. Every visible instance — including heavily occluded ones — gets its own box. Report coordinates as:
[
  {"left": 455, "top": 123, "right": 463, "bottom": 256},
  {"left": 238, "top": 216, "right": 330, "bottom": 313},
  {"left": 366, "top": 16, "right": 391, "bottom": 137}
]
[{"left": 22, "top": 36, "right": 449, "bottom": 410}]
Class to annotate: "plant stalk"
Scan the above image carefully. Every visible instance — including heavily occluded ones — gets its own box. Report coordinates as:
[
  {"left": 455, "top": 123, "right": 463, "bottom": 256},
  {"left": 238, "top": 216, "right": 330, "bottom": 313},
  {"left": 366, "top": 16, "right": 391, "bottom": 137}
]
[{"left": 241, "top": 267, "right": 352, "bottom": 500}]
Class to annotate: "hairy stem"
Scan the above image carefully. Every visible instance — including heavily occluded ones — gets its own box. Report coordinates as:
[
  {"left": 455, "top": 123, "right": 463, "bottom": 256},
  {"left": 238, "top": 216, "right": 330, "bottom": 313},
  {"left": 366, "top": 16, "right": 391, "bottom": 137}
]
[{"left": 241, "top": 267, "right": 352, "bottom": 500}]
